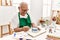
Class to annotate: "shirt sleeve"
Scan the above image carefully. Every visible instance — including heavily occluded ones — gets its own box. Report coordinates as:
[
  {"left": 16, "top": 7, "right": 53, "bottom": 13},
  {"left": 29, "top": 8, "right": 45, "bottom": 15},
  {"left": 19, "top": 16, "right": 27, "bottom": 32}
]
[
  {"left": 29, "top": 13, "right": 36, "bottom": 23},
  {"left": 29, "top": 13, "right": 37, "bottom": 26},
  {"left": 10, "top": 13, "right": 19, "bottom": 30}
]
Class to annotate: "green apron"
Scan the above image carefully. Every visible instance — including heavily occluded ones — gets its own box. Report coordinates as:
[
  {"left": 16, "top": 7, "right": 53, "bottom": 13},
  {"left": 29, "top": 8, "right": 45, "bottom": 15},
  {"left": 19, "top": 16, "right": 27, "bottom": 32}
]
[{"left": 18, "top": 12, "right": 31, "bottom": 28}]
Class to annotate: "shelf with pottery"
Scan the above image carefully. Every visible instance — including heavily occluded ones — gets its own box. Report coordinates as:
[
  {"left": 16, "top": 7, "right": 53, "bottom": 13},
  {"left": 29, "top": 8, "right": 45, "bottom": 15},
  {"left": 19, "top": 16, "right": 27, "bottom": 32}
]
[
  {"left": 47, "top": 24, "right": 60, "bottom": 40},
  {"left": 47, "top": 31, "right": 60, "bottom": 40},
  {"left": 38, "top": 17, "right": 60, "bottom": 40}
]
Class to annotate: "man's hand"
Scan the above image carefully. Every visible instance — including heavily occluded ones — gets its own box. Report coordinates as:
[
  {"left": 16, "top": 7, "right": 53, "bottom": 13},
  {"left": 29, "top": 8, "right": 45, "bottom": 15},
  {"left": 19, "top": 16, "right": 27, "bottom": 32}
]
[
  {"left": 32, "top": 23, "right": 36, "bottom": 27},
  {"left": 23, "top": 26, "right": 30, "bottom": 32},
  {"left": 14, "top": 28, "right": 23, "bottom": 32},
  {"left": 32, "top": 23, "right": 40, "bottom": 30},
  {"left": 14, "top": 26, "right": 30, "bottom": 32}
]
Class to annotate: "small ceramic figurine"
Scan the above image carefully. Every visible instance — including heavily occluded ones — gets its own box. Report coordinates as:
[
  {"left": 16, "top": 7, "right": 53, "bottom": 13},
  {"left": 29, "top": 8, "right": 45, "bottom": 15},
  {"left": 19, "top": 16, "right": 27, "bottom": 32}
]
[
  {"left": 39, "top": 17, "right": 45, "bottom": 27},
  {"left": 49, "top": 28, "right": 52, "bottom": 33},
  {"left": 51, "top": 10, "right": 60, "bottom": 25}
]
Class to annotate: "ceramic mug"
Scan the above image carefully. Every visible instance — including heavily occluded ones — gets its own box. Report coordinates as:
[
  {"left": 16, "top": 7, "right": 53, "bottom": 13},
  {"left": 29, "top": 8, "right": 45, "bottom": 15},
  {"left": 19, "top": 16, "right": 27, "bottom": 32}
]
[{"left": 32, "top": 27, "right": 38, "bottom": 32}]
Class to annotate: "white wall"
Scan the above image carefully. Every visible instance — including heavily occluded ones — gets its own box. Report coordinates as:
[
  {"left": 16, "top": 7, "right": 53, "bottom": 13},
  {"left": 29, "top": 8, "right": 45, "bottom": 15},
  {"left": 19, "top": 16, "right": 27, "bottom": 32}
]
[
  {"left": 52, "top": 0, "right": 60, "bottom": 10},
  {"left": 0, "top": 0, "right": 43, "bottom": 33},
  {"left": 43, "top": 0, "right": 52, "bottom": 17},
  {"left": 0, "top": 6, "right": 17, "bottom": 33},
  {"left": 30, "top": 0, "right": 43, "bottom": 25}
]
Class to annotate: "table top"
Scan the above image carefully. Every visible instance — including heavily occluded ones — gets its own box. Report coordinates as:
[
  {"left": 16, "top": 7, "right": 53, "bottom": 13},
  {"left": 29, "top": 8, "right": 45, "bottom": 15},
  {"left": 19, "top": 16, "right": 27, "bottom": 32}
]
[
  {"left": 48, "top": 30, "right": 60, "bottom": 38},
  {"left": 0, "top": 32, "right": 47, "bottom": 40},
  {"left": 0, "top": 24, "right": 60, "bottom": 40}
]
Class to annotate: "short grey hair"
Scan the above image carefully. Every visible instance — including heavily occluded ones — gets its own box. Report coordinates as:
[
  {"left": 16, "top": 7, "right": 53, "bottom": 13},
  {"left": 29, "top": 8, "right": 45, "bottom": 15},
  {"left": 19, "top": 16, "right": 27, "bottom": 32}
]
[{"left": 19, "top": 2, "right": 28, "bottom": 8}]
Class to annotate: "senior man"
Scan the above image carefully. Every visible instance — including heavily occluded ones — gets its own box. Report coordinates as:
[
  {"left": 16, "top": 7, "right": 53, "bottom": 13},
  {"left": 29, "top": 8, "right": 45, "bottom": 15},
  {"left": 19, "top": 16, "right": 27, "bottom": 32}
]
[{"left": 11, "top": 2, "right": 36, "bottom": 32}]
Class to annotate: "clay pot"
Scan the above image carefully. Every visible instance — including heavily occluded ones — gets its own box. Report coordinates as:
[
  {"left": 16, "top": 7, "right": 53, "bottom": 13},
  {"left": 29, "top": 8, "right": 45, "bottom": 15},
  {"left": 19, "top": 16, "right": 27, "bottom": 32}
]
[
  {"left": 40, "top": 20, "right": 45, "bottom": 24},
  {"left": 52, "top": 17, "right": 56, "bottom": 21}
]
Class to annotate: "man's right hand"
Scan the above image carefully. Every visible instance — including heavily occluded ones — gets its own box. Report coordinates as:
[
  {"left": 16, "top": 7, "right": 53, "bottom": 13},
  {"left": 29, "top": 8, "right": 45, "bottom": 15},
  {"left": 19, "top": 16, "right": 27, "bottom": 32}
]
[
  {"left": 14, "top": 26, "right": 30, "bottom": 32},
  {"left": 23, "top": 26, "right": 30, "bottom": 32},
  {"left": 14, "top": 28, "right": 23, "bottom": 32}
]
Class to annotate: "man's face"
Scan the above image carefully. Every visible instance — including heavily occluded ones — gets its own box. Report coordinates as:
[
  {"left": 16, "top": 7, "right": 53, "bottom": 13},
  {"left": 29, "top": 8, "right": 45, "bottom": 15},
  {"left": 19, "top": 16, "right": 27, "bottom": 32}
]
[{"left": 19, "top": 5, "right": 28, "bottom": 14}]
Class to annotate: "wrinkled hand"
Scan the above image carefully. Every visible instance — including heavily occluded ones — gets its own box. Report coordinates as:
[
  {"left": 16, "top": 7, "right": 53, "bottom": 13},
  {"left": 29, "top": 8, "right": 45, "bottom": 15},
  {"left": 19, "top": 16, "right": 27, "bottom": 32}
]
[
  {"left": 14, "top": 28, "right": 23, "bottom": 32},
  {"left": 23, "top": 26, "right": 30, "bottom": 32},
  {"left": 32, "top": 23, "right": 36, "bottom": 27},
  {"left": 32, "top": 23, "right": 41, "bottom": 30}
]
